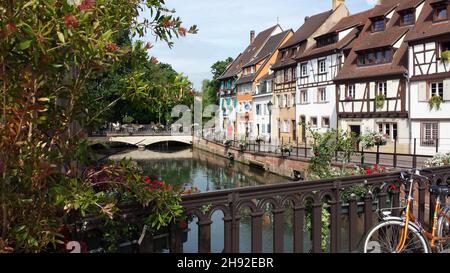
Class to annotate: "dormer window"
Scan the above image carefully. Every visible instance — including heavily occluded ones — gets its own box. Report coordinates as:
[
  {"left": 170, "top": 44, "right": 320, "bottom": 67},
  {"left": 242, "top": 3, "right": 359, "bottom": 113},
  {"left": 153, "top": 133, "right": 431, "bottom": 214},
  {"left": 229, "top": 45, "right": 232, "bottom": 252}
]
[
  {"left": 371, "top": 17, "right": 386, "bottom": 32},
  {"left": 434, "top": 5, "right": 448, "bottom": 21},
  {"left": 431, "top": 0, "right": 449, "bottom": 22},
  {"left": 316, "top": 34, "right": 338, "bottom": 48},
  {"left": 281, "top": 51, "right": 287, "bottom": 61},
  {"left": 357, "top": 47, "right": 393, "bottom": 66},
  {"left": 400, "top": 9, "right": 415, "bottom": 26}
]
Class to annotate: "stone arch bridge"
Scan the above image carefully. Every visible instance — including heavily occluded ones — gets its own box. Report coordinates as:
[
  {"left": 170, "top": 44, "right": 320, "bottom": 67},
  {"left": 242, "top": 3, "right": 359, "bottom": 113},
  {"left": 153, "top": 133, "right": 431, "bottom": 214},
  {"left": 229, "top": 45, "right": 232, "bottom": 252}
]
[{"left": 89, "top": 134, "right": 193, "bottom": 147}]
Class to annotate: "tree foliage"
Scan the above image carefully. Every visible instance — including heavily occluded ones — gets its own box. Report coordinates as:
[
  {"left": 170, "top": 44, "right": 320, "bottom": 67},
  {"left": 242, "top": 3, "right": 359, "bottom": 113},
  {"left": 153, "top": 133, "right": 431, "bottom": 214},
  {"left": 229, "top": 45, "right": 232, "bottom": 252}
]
[
  {"left": 202, "top": 57, "right": 233, "bottom": 107},
  {"left": 0, "top": 0, "right": 197, "bottom": 252}
]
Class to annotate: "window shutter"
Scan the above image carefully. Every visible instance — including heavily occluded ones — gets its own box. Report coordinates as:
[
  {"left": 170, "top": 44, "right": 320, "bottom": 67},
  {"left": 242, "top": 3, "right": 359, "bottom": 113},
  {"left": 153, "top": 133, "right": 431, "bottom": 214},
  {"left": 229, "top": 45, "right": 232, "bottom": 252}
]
[
  {"left": 444, "top": 79, "right": 450, "bottom": 101},
  {"left": 418, "top": 82, "right": 427, "bottom": 102}
]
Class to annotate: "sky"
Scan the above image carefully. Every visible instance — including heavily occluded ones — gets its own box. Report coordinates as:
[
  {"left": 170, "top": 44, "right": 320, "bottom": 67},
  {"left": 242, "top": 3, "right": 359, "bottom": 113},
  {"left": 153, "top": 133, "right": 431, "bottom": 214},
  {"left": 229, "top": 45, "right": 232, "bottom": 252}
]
[{"left": 141, "top": 0, "right": 378, "bottom": 91}]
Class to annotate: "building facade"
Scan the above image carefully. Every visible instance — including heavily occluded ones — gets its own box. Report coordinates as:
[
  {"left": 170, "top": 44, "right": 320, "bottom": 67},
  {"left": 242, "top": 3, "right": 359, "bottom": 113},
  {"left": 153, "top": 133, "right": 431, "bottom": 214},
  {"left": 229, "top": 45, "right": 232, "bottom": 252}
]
[
  {"left": 271, "top": 1, "right": 349, "bottom": 144},
  {"left": 296, "top": 10, "right": 370, "bottom": 142},
  {"left": 406, "top": 0, "right": 450, "bottom": 155},
  {"left": 334, "top": 0, "right": 416, "bottom": 154}
]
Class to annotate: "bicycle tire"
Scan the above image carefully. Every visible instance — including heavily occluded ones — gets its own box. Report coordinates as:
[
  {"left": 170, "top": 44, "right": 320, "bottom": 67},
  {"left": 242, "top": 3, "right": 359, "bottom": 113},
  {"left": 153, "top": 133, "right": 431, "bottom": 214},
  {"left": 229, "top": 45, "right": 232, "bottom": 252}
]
[
  {"left": 436, "top": 207, "right": 450, "bottom": 253},
  {"left": 363, "top": 220, "right": 430, "bottom": 253}
]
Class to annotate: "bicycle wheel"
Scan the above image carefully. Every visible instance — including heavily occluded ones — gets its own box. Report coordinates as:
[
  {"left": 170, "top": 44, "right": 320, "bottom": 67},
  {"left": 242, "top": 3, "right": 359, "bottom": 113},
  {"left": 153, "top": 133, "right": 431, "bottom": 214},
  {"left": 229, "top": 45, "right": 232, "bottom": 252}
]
[
  {"left": 363, "top": 220, "right": 430, "bottom": 253},
  {"left": 436, "top": 208, "right": 450, "bottom": 253}
]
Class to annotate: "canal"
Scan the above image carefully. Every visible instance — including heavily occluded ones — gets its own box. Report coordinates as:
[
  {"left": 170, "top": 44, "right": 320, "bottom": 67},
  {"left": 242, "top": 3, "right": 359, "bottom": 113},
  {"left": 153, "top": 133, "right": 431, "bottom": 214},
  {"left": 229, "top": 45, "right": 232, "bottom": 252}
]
[{"left": 106, "top": 144, "right": 365, "bottom": 253}]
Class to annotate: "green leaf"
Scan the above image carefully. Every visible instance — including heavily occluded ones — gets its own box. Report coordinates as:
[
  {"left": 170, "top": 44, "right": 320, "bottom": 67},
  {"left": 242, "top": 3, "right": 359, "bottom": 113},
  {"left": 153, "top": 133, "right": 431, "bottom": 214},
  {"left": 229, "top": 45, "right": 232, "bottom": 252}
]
[
  {"left": 57, "top": 31, "right": 65, "bottom": 44},
  {"left": 17, "top": 40, "right": 33, "bottom": 50}
]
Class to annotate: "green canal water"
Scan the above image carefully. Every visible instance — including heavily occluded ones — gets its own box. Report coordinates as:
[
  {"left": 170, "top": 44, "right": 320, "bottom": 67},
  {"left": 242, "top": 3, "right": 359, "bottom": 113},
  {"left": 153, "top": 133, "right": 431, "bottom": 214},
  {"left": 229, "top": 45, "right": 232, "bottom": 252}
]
[{"left": 106, "top": 144, "right": 364, "bottom": 253}]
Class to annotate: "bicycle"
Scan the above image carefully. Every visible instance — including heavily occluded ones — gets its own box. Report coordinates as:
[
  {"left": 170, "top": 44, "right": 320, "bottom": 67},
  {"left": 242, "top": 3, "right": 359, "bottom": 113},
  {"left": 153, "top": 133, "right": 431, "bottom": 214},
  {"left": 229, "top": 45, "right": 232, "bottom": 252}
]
[{"left": 363, "top": 169, "right": 450, "bottom": 253}]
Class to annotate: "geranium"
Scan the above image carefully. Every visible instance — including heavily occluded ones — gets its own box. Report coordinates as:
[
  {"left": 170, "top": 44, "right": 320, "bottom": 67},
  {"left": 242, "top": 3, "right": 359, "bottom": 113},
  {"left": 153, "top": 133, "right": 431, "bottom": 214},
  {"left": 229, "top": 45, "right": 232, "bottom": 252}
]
[
  {"left": 63, "top": 14, "right": 78, "bottom": 28},
  {"left": 106, "top": 42, "right": 119, "bottom": 51},
  {"left": 78, "top": 0, "right": 95, "bottom": 11},
  {"left": 6, "top": 22, "right": 17, "bottom": 32}
]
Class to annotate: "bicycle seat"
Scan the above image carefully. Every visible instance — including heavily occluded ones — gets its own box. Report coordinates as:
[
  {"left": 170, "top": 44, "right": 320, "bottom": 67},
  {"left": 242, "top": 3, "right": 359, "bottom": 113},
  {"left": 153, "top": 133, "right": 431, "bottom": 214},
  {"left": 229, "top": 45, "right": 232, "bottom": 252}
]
[{"left": 429, "top": 185, "right": 450, "bottom": 196}]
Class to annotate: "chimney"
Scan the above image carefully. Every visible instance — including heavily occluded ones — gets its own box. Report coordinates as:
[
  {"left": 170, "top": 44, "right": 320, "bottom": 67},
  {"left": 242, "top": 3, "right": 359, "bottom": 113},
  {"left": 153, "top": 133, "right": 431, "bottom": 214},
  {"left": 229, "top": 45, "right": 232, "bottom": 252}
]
[
  {"left": 304, "top": 16, "right": 310, "bottom": 22},
  {"left": 250, "top": 30, "right": 255, "bottom": 44},
  {"left": 332, "top": 0, "right": 345, "bottom": 10}
]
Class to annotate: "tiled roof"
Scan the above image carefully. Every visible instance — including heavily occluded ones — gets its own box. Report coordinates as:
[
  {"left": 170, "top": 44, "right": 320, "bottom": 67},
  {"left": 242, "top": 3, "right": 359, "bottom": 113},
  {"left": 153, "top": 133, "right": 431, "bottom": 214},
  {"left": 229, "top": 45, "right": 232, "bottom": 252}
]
[
  {"left": 397, "top": 0, "right": 425, "bottom": 11},
  {"left": 298, "top": 10, "right": 372, "bottom": 60},
  {"left": 279, "top": 9, "right": 334, "bottom": 50},
  {"left": 405, "top": 0, "right": 450, "bottom": 42},
  {"left": 244, "top": 30, "right": 292, "bottom": 67},
  {"left": 219, "top": 25, "right": 279, "bottom": 80},
  {"left": 334, "top": 0, "right": 413, "bottom": 81}
]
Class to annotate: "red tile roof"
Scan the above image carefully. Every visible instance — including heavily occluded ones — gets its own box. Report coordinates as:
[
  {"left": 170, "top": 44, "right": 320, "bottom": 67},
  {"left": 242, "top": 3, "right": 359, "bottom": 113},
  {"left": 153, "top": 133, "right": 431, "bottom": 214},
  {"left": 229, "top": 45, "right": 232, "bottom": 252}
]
[
  {"left": 298, "top": 10, "right": 372, "bottom": 60},
  {"left": 405, "top": 0, "right": 450, "bottom": 42},
  {"left": 334, "top": 0, "right": 413, "bottom": 82},
  {"left": 219, "top": 25, "right": 279, "bottom": 80}
]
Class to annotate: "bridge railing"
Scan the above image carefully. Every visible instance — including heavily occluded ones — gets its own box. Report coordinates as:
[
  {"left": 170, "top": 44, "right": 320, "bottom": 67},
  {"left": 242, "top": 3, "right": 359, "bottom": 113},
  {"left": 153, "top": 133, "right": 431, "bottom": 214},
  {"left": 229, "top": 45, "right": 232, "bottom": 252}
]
[
  {"left": 89, "top": 124, "right": 192, "bottom": 137},
  {"left": 203, "top": 135, "right": 433, "bottom": 169},
  {"left": 170, "top": 166, "right": 450, "bottom": 253}
]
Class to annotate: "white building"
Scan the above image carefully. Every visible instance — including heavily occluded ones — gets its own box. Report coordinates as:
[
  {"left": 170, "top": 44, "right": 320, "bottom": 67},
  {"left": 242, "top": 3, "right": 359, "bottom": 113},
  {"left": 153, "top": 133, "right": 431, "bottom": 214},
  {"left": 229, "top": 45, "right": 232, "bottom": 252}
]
[
  {"left": 253, "top": 74, "right": 274, "bottom": 141},
  {"left": 295, "top": 11, "right": 370, "bottom": 142},
  {"left": 406, "top": 0, "right": 450, "bottom": 155},
  {"left": 334, "top": 1, "right": 418, "bottom": 154}
]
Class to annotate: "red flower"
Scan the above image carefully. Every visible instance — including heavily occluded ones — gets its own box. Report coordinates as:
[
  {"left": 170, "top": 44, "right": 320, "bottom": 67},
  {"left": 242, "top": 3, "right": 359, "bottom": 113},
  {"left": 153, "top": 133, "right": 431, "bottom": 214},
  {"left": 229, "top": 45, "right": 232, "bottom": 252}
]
[
  {"left": 162, "top": 18, "right": 174, "bottom": 27},
  {"left": 106, "top": 42, "right": 119, "bottom": 51},
  {"left": 390, "top": 184, "right": 397, "bottom": 191},
  {"left": 366, "top": 169, "right": 372, "bottom": 175},
  {"left": 178, "top": 27, "right": 187, "bottom": 37},
  {"left": 6, "top": 22, "right": 16, "bottom": 32},
  {"left": 144, "top": 177, "right": 152, "bottom": 185},
  {"left": 150, "top": 56, "right": 158, "bottom": 65},
  {"left": 78, "top": 0, "right": 95, "bottom": 11},
  {"left": 64, "top": 14, "right": 78, "bottom": 28}
]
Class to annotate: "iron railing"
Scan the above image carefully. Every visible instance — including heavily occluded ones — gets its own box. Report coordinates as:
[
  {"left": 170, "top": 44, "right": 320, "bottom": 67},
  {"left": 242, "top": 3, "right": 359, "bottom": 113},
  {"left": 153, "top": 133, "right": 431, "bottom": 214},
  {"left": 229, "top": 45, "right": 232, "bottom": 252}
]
[
  {"left": 205, "top": 136, "right": 433, "bottom": 169},
  {"left": 170, "top": 166, "right": 450, "bottom": 253}
]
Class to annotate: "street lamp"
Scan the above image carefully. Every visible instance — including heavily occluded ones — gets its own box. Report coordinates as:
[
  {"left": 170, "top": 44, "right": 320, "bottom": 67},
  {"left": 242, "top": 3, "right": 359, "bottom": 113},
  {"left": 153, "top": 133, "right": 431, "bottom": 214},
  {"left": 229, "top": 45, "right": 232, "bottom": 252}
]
[{"left": 267, "top": 101, "right": 273, "bottom": 143}]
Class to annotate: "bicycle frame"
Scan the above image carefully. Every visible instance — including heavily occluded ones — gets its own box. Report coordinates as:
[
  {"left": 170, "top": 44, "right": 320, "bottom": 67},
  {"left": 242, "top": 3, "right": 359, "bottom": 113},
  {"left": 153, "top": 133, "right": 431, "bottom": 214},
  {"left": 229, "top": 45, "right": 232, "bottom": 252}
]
[{"left": 395, "top": 175, "right": 450, "bottom": 252}]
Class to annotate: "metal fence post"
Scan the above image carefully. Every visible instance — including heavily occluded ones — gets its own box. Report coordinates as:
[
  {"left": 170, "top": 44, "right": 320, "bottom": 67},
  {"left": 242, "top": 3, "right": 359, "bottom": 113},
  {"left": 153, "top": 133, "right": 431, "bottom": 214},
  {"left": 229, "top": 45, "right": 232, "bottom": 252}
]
[
  {"left": 376, "top": 143, "right": 380, "bottom": 164},
  {"left": 413, "top": 138, "right": 417, "bottom": 169},
  {"left": 436, "top": 138, "right": 439, "bottom": 154},
  {"left": 393, "top": 138, "right": 397, "bottom": 169}
]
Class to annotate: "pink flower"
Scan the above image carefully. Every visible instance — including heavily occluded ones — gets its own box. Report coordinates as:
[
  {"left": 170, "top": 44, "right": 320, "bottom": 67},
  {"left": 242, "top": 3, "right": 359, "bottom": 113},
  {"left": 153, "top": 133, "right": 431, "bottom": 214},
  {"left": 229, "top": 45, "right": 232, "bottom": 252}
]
[
  {"left": 178, "top": 27, "right": 187, "bottom": 37},
  {"left": 64, "top": 14, "right": 78, "bottom": 28},
  {"left": 78, "top": 0, "right": 95, "bottom": 11}
]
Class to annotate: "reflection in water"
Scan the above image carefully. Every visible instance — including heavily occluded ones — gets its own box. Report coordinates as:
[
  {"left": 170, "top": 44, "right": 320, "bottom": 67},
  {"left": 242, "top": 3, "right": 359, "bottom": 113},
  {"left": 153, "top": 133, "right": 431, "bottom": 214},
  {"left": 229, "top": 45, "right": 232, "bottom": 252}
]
[{"left": 134, "top": 147, "right": 289, "bottom": 192}]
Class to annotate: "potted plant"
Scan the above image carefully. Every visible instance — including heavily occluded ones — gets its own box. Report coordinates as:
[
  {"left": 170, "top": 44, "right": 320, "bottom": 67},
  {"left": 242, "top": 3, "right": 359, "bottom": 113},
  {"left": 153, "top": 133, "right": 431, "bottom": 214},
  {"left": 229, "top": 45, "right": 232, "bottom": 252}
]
[
  {"left": 255, "top": 136, "right": 265, "bottom": 144},
  {"left": 428, "top": 95, "right": 443, "bottom": 111},
  {"left": 223, "top": 139, "right": 232, "bottom": 147},
  {"left": 441, "top": 50, "right": 450, "bottom": 62},
  {"left": 360, "top": 131, "right": 387, "bottom": 149},
  {"left": 280, "top": 143, "right": 293, "bottom": 157},
  {"left": 375, "top": 94, "right": 385, "bottom": 110},
  {"left": 238, "top": 140, "right": 247, "bottom": 151}
]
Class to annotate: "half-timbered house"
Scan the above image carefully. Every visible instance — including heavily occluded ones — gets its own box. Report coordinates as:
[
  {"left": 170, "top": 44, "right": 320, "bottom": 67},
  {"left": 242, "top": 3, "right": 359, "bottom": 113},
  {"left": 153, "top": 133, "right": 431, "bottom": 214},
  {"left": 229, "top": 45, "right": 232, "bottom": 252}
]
[
  {"left": 406, "top": 0, "right": 450, "bottom": 155},
  {"left": 271, "top": 0, "right": 349, "bottom": 144},
  {"left": 295, "top": 10, "right": 371, "bottom": 142},
  {"left": 334, "top": 0, "right": 417, "bottom": 153}
]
